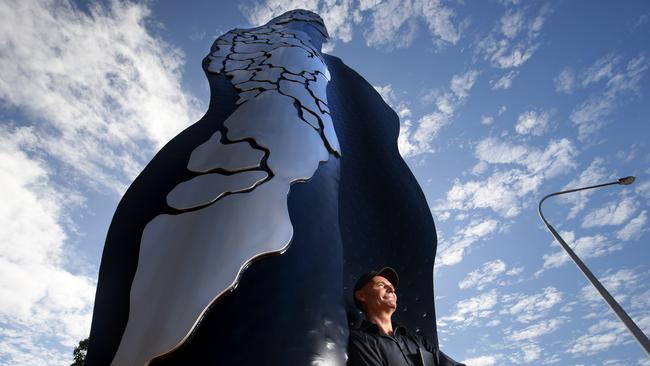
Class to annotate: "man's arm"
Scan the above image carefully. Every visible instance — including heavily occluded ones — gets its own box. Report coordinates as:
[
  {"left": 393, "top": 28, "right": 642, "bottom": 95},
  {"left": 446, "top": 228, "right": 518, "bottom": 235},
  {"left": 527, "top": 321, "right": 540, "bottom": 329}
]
[
  {"left": 413, "top": 333, "right": 466, "bottom": 366},
  {"left": 437, "top": 350, "right": 466, "bottom": 366},
  {"left": 347, "top": 331, "right": 384, "bottom": 366}
]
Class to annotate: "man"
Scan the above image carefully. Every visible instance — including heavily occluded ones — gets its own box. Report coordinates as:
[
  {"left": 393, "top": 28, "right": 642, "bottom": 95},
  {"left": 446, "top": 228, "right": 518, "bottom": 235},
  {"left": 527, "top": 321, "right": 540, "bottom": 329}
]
[{"left": 347, "top": 267, "right": 465, "bottom": 366}]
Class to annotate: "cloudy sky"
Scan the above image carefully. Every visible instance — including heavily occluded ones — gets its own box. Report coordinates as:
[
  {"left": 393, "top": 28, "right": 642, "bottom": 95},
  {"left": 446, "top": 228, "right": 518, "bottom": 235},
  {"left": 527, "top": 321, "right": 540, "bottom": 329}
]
[{"left": 1, "top": 0, "right": 649, "bottom": 365}]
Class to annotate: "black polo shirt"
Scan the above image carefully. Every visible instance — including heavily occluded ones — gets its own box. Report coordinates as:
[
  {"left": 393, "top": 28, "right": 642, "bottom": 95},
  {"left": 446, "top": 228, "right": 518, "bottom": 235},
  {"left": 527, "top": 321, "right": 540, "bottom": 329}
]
[{"left": 347, "top": 319, "right": 438, "bottom": 366}]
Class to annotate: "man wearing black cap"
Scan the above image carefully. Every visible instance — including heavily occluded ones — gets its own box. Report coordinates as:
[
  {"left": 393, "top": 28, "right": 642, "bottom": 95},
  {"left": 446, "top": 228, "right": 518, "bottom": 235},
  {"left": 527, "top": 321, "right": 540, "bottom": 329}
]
[{"left": 347, "top": 267, "right": 465, "bottom": 366}]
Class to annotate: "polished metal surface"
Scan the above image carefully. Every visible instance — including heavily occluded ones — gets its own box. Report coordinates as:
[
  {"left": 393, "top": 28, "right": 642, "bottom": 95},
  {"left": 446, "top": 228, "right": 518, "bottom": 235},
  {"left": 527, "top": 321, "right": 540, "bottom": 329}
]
[
  {"left": 307, "top": 72, "right": 328, "bottom": 102},
  {"left": 229, "top": 51, "right": 266, "bottom": 60},
  {"left": 226, "top": 69, "right": 254, "bottom": 85},
  {"left": 300, "top": 107, "right": 321, "bottom": 129},
  {"left": 236, "top": 80, "right": 277, "bottom": 92},
  {"left": 224, "top": 58, "right": 253, "bottom": 72},
  {"left": 187, "top": 131, "right": 264, "bottom": 173},
  {"left": 279, "top": 79, "right": 323, "bottom": 116},
  {"left": 321, "top": 110, "right": 341, "bottom": 154},
  {"left": 233, "top": 42, "right": 270, "bottom": 54},
  {"left": 283, "top": 72, "right": 306, "bottom": 82},
  {"left": 111, "top": 10, "right": 340, "bottom": 365},
  {"left": 236, "top": 89, "right": 260, "bottom": 105},
  {"left": 113, "top": 181, "right": 294, "bottom": 366},
  {"left": 265, "top": 46, "right": 328, "bottom": 76},
  {"left": 167, "top": 170, "right": 267, "bottom": 210},
  {"left": 226, "top": 91, "right": 329, "bottom": 181},
  {"left": 252, "top": 66, "right": 284, "bottom": 82}
]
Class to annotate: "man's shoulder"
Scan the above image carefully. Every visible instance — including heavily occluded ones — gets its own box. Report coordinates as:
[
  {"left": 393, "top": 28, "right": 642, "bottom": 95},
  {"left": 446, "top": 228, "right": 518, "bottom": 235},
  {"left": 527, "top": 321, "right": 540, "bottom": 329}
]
[
  {"left": 393, "top": 323, "right": 420, "bottom": 340},
  {"left": 349, "top": 326, "right": 374, "bottom": 340}
]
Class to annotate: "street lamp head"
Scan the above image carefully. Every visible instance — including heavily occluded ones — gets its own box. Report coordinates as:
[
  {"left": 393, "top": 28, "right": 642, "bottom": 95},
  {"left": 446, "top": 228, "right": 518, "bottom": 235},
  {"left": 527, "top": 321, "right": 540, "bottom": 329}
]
[{"left": 618, "top": 176, "right": 636, "bottom": 185}]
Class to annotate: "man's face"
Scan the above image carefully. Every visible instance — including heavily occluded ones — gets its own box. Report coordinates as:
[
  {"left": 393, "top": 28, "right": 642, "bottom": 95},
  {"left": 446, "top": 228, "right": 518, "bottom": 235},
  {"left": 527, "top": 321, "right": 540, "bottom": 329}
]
[{"left": 356, "top": 275, "right": 397, "bottom": 314}]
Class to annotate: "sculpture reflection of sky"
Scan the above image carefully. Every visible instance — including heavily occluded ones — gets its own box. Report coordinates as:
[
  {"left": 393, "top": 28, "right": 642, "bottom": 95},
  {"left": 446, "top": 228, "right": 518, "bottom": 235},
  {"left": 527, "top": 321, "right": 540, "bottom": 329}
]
[{"left": 1, "top": 1, "right": 649, "bottom": 365}]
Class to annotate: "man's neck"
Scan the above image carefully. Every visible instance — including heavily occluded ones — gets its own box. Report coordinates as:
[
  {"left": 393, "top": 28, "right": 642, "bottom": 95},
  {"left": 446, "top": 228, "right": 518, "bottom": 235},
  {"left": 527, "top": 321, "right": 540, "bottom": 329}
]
[{"left": 366, "top": 312, "right": 394, "bottom": 335}]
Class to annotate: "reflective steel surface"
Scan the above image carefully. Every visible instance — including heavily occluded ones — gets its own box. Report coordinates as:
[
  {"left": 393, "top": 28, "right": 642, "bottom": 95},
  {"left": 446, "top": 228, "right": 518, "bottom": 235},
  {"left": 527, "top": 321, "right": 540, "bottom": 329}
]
[
  {"left": 166, "top": 170, "right": 267, "bottom": 210},
  {"left": 187, "top": 131, "right": 264, "bottom": 173},
  {"left": 110, "top": 10, "right": 340, "bottom": 365}
]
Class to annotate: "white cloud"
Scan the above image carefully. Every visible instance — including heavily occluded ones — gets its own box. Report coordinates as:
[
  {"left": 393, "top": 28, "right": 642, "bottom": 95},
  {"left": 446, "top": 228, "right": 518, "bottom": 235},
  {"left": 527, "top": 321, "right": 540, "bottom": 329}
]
[
  {"left": 570, "top": 54, "right": 648, "bottom": 140},
  {"left": 451, "top": 70, "right": 480, "bottom": 99},
  {"left": 475, "top": 137, "right": 577, "bottom": 176},
  {"left": 459, "top": 260, "right": 506, "bottom": 289},
  {"left": 0, "top": 126, "right": 96, "bottom": 364},
  {"left": 243, "top": 0, "right": 355, "bottom": 43},
  {"left": 542, "top": 231, "right": 622, "bottom": 269},
  {"left": 567, "top": 319, "right": 628, "bottom": 356},
  {"left": 603, "top": 360, "right": 626, "bottom": 366},
  {"left": 438, "top": 289, "right": 499, "bottom": 327},
  {"left": 361, "top": 0, "right": 462, "bottom": 49},
  {"left": 436, "top": 219, "right": 499, "bottom": 267},
  {"left": 400, "top": 70, "right": 479, "bottom": 157},
  {"left": 417, "top": 0, "right": 464, "bottom": 47},
  {"left": 631, "top": 289, "right": 650, "bottom": 311},
  {"left": 481, "top": 115, "right": 495, "bottom": 125},
  {"left": 521, "top": 344, "right": 541, "bottom": 363},
  {"left": 500, "top": 9, "right": 525, "bottom": 39},
  {"left": 359, "top": 0, "right": 418, "bottom": 48},
  {"left": 471, "top": 161, "right": 489, "bottom": 175},
  {"left": 475, "top": 4, "right": 549, "bottom": 69},
  {"left": 0, "top": 0, "right": 201, "bottom": 194},
  {"left": 616, "top": 210, "right": 647, "bottom": 241},
  {"left": 478, "top": 36, "right": 537, "bottom": 69},
  {"left": 442, "top": 170, "right": 530, "bottom": 218},
  {"left": 581, "top": 53, "right": 620, "bottom": 87},
  {"left": 615, "top": 144, "right": 639, "bottom": 163},
  {"left": 508, "top": 344, "right": 542, "bottom": 364},
  {"left": 459, "top": 259, "right": 522, "bottom": 290},
  {"left": 554, "top": 67, "right": 575, "bottom": 94},
  {"left": 374, "top": 84, "right": 412, "bottom": 119},
  {"left": 0, "top": 0, "right": 203, "bottom": 362},
  {"left": 636, "top": 180, "right": 650, "bottom": 199},
  {"left": 474, "top": 137, "right": 527, "bottom": 162},
  {"left": 373, "top": 84, "right": 427, "bottom": 159},
  {"left": 437, "top": 211, "right": 451, "bottom": 222},
  {"left": 561, "top": 158, "right": 610, "bottom": 218},
  {"left": 491, "top": 70, "right": 518, "bottom": 90},
  {"left": 501, "top": 287, "right": 563, "bottom": 323},
  {"left": 243, "top": 0, "right": 462, "bottom": 50},
  {"left": 522, "top": 138, "right": 578, "bottom": 177},
  {"left": 570, "top": 97, "right": 612, "bottom": 141},
  {"left": 436, "top": 137, "right": 577, "bottom": 218},
  {"left": 582, "top": 196, "right": 637, "bottom": 228},
  {"left": 515, "top": 110, "right": 551, "bottom": 136},
  {"left": 462, "top": 355, "right": 498, "bottom": 366},
  {"left": 579, "top": 268, "right": 643, "bottom": 303},
  {"left": 506, "top": 318, "right": 563, "bottom": 341}
]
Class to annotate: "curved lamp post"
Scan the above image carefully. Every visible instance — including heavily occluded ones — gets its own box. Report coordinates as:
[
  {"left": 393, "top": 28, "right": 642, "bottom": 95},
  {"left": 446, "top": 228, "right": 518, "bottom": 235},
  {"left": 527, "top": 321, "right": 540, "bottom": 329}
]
[{"left": 538, "top": 176, "right": 650, "bottom": 357}]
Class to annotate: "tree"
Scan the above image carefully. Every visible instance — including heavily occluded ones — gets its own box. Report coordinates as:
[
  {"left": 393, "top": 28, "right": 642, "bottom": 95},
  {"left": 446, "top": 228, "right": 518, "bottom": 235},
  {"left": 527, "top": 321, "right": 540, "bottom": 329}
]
[{"left": 71, "top": 337, "right": 88, "bottom": 366}]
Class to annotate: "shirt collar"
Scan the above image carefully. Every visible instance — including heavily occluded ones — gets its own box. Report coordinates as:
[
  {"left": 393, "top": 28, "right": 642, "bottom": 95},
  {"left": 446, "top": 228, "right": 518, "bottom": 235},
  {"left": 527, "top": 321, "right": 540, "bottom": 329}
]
[{"left": 359, "top": 318, "right": 407, "bottom": 335}]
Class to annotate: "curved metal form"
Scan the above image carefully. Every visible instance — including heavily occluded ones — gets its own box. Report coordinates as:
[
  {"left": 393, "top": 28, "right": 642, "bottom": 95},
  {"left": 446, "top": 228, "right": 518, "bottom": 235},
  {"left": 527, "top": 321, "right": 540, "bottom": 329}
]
[
  {"left": 110, "top": 10, "right": 340, "bottom": 366},
  {"left": 538, "top": 177, "right": 650, "bottom": 357},
  {"left": 87, "top": 9, "right": 462, "bottom": 366}
]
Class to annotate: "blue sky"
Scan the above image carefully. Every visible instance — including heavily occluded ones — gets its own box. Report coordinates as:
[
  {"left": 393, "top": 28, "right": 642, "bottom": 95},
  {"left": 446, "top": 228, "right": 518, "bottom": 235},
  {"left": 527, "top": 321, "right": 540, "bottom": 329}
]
[{"left": 1, "top": 0, "right": 649, "bottom": 365}]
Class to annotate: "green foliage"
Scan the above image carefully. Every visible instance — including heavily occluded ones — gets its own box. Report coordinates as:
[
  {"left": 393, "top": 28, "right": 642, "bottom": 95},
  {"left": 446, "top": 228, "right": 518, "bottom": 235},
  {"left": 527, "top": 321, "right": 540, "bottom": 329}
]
[{"left": 71, "top": 337, "right": 88, "bottom": 366}]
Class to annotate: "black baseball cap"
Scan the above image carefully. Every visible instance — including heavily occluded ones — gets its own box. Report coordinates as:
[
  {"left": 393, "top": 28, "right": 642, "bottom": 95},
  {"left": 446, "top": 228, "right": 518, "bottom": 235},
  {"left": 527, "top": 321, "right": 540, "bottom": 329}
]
[{"left": 353, "top": 267, "right": 399, "bottom": 310}]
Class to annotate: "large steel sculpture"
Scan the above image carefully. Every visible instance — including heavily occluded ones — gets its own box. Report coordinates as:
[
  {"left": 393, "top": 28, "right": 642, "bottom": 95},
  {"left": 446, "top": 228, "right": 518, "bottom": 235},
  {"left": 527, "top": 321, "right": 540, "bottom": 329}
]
[{"left": 86, "top": 9, "right": 457, "bottom": 365}]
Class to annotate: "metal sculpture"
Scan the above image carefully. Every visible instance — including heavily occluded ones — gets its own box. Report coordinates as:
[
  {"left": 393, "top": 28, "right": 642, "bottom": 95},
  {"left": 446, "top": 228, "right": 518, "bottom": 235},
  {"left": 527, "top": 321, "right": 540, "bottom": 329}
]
[{"left": 86, "top": 9, "right": 455, "bottom": 365}]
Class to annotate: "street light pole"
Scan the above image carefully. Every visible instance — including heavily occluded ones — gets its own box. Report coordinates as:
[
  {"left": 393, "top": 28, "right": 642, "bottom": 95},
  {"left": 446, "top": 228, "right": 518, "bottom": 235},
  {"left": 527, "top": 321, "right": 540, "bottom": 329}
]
[{"left": 538, "top": 176, "right": 650, "bottom": 357}]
